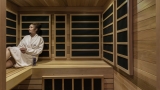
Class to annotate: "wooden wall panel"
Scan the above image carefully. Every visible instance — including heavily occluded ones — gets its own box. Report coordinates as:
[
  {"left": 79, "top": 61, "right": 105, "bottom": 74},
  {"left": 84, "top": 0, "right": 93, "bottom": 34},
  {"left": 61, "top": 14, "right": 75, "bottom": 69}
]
[
  {"left": 133, "top": 16, "right": 156, "bottom": 32},
  {"left": 102, "top": 0, "right": 157, "bottom": 90},
  {"left": 0, "top": 0, "right": 6, "bottom": 90},
  {"left": 10, "top": 0, "right": 108, "bottom": 7},
  {"left": 156, "top": 0, "right": 160, "bottom": 89},
  {"left": 7, "top": 1, "right": 18, "bottom": 13},
  {"left": 18, "top": 7, "right": 103, "bottom": 13}
]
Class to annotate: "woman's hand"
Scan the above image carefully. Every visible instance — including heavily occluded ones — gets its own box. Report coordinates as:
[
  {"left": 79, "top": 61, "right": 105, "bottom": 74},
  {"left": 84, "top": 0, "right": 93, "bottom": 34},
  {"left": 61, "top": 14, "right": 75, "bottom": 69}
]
[{"left": 20, "top": 48, "right": 27, "bottom": 53}]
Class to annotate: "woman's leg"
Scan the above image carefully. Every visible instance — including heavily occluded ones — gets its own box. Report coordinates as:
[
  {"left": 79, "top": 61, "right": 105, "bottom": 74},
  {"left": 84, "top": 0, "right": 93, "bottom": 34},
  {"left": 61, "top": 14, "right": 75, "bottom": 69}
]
[
  {"left": 6, "top": 57, "right": 15, "bottom": 68},
  {"left": 6, "top": 47, "right": 11, "bottom": 61}
]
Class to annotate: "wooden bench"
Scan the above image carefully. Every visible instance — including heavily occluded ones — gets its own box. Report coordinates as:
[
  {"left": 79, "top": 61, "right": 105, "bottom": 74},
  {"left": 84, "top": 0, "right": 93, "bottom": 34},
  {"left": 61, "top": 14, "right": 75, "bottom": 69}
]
[
  {"left": 8, "top": 60, "right": 114, "bottom": 90},
  {"left": 6, "top": 66, "right": 32, "bottom": 90}
]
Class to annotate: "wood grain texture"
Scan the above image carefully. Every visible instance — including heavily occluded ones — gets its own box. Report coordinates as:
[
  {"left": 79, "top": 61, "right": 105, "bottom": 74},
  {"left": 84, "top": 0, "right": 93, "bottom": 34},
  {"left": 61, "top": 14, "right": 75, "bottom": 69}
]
[
  {"left": 114, "top": 71, "right": 142, "bottom": 90},
  {"left": 7, "top": 1, "right": 18, "bottom": 13},
  {"left": 133, "top": 16, "right": 156, "bottom": 32},
  {"left": 134, "top": 28, "right": 156, "bottom": 41},
  {"left": 6, "top": 67, "right": 32, "bottom": 90},
  {"left": 134, "top": 49, "right": 156, "bottom": 63},
  {"left": 110, "top": 0, "right": 157, "bottom": 90},
  {"left": 133, "top": 0, "right": 155, "bottom": 14},
  {"left": 103, "top": 0, "right": 113, "bottom": 10},
  {"left": 133, "top": 5, "right": 156, "bottom": 23},
  {"left": 9, "top": 0, "right": 108, "bottom": 7},
  {"left": 13, "top": 60, "right": 113, "bottom": 90},
  {"left": 0, "top": 0, "right": 6, "bottom": 90},
  {"left": 156, "top": 0, "right": 160, "bottom": 89},
  {"left": 18, "top": 7, "right": 103, "bottom": 13}
]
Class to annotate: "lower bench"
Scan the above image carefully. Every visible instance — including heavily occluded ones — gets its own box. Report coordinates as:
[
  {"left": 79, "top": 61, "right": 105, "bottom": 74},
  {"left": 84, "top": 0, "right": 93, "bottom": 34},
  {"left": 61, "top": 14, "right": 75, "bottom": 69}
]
[{"left": 6, "top": 66, "right": 32, "bottom": 90}]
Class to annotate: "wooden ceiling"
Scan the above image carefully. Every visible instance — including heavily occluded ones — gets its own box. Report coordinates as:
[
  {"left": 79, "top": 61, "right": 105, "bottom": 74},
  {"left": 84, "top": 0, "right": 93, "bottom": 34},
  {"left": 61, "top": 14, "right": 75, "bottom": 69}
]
[{"left": 9, "top": 0, "right": 109, "bottom": 7}]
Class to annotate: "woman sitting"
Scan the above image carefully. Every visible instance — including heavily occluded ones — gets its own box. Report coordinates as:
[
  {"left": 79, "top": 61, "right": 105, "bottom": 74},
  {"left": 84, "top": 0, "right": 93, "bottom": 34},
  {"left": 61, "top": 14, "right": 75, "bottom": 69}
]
[{"left": 6, "top": 23, "right": 44, "bottom": 68}]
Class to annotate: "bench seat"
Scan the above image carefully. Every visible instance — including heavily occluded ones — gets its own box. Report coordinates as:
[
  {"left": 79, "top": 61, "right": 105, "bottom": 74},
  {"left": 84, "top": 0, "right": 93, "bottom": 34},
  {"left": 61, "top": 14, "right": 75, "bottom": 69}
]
[{"left": 6, "top": 66, "right": 32, "bottom": 90}]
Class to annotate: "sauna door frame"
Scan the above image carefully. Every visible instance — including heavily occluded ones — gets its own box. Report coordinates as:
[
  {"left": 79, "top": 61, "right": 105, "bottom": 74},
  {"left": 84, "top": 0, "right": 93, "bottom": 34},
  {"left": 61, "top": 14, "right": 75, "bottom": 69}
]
[
  {"left": 0, "top": 0, "right": 6, "bottom": 90},
  {"left": 156, "top": 0, "right": 160, "bottom": 90}
]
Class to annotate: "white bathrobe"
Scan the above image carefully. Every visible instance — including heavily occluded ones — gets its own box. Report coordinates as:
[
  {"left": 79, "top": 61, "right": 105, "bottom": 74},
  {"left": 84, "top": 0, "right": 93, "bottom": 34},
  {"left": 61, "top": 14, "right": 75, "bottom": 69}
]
[{"left": 9, "top": 34, "right": 44, "bottom": 67}]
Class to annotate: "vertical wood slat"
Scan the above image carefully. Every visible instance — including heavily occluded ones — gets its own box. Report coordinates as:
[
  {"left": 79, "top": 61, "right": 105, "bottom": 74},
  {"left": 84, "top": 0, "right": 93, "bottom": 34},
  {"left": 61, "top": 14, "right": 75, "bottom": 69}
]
[
  {"left": 0, "top": 0, "right": 6, "bottom": 90},
  {"left": 92, "top": 78, "right": 94, "bottom": 90},
  {"left": 42, "top": 76, "right": 104, "bottom": 90},
  {"left": 115, "top": 0, "right": 133, "bottom": 75},
  {"left": 72, "top": 79, "right": 74, "bottom": 90},
  {"left": 102, "top": 2, "right": 115, "bottom": 65},
  {"left": 52, "top": 79, "right": 54, "bottom": 90},
  {"left": 82, "top": 78, "right": 84, "bottom": 90},
  {"left": 102, "top": 78, "right": 104, "bottom": 90},
  {"left": 54, "top": 14, "right": 67, "bottom": 59},
  {"left": 6, "top": 10, "right": 18, "bottom": 47},
  {"left": 156, "top": 0, "right": 160, "bottom": 90},
  {"left": 62, "top": 79, "right": 64, "bottom": 90},
  {"left": 42, "top": 79, "right": 44, "bottom": 90}
]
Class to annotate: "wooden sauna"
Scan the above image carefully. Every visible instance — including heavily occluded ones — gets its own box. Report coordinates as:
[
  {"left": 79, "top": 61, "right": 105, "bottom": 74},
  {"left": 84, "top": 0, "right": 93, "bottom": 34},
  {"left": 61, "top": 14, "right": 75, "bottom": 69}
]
[{"left": 0, "top": 0, "right": 159, "bottom": 90}]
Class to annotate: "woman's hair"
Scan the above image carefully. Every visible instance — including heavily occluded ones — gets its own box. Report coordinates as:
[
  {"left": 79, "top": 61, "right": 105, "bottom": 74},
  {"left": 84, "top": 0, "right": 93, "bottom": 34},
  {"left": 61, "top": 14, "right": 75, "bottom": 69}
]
[{"left": 31, "top": 23, "right": 42, "bottom": 35}]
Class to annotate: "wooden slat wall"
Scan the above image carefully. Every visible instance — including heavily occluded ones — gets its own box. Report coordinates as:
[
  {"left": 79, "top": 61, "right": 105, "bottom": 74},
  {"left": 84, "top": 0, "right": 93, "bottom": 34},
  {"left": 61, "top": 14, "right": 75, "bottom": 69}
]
[
  {"left": 7, "top": 1, "right": 19, "bottom": 46},
  {"left": 9, "top": 0, "right": 108, "bottom": 7},
  {"left": 7, "top": 1, "right": 18, "bottom": 13},
  {"left": 156, "top": 0, "right": 160, "bottom": 90},
  {"left": 103, "top": 0, "right": 157, "bottom": 90},
  {"left": 18, "top": 12, "right": 102, "bottom": 60},
  {"left": 0, "top": 0, "right": 6, "bottom": 90}
]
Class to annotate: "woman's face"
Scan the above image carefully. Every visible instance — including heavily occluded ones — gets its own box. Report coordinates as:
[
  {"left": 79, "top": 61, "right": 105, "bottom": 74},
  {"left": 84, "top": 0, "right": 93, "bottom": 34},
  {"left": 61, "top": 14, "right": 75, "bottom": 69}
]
[{"left": 29, "top": 24, "right": 37, "bottom": 34}]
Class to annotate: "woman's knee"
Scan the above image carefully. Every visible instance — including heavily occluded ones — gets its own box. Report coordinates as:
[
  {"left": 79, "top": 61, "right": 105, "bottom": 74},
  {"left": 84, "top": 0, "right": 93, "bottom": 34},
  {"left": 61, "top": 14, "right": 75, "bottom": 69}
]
[
  {"left": 6, "top": 47, "right": 10, "bottom": 51},
  {"left": 6, "top": 60, "right": 14, "bottom": 68}
]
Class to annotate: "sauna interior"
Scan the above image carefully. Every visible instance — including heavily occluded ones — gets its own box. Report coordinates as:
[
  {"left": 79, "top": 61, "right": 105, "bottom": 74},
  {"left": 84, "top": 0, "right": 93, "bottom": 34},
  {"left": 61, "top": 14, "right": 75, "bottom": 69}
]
[{"left": 1, "top": 0, "right": 158, "bottom": 90}]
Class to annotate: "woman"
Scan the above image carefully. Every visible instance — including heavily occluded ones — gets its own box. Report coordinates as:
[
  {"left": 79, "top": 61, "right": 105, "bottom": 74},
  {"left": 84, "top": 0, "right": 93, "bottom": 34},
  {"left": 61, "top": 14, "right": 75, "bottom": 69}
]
[{"left": 6, "top": 23, "right": 44, "bottom": 68}]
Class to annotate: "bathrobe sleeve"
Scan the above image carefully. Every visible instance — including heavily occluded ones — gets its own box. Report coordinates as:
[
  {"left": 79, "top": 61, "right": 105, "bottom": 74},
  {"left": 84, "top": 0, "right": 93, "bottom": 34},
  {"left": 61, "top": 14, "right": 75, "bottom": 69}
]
[
  {"left": 17, "top": 38, "right": 25, "bottom": 48},
  {"left": 26, "top": 37, "right": 44, "bottom": 55}
]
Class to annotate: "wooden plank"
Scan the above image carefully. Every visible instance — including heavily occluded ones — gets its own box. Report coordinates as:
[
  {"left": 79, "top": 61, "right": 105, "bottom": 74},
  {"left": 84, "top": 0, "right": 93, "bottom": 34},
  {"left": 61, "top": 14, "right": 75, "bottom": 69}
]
[
  {"left": 104, "top": 79, "right": 114, "bottom": 84},
  {"left": 133, "top": 0, "right": 143, "bottom": 7},
  {"left": 13, "top": 85, "right": 42, "bottom": 89},
  {"left": 114, "top": 80, "right": 128, "bottom": 90},
  {"left": 104, "top": 88, "right": 114, "bottom": 90},
  {"left": 134, "top": 28, "right": 156, "bottom": 40},
  {"left": 156, "top": 0, "right": 160, "bottom": 89},
  {"left": 134, "top": 49, "right": 156, "bottom": 63},
  {"left": 133, "top": 5, "right": 156, "bottom": 23},
  {"left": 7, "top": 1, "right": 18, "bottom": 13},
  {"left": 134, "top": 59, "right": 156, "bottom": 76},
  {"left": 43, "top": 75, "right": 104, "bottom": 78},
  {"left": 6, "top": 67, "right": 32, "bottom": 90},
  {"left": 96, "top": 0, "right": 108, "bottom": 7},
  {"left": 114, "top": 68, "right": 156, "bottom": 90},
  {"left": 104, "top": 83, "right": 114, "bottom": 89},
  {"left": 18, "top": 7, "right": 103, "bottom": 13},
  {"left": 0, "top": 0, "right": 6, "bottom": 90},
  {"left": 133, "top": 16, "right": 156, "bottom": 32},
  {"left": 133, "top": 0, "right": 155, "bottom": 14},
  {"left": 134, "top": 67, "right": 156, "bottom": 88},
  {"left": 32, "top": 68, "right": 113, "bottom": 78},
  {"left": 114, "top": 71, "right": 142, "bottom": 90},
  {"left": 20, "top": 79, "right": 42, "bottom": 84},
  {"left": 103, "top": 0, "right": 113, "bottom": 10},
  {"left": 37, "top": 60, "right": 108, "bottom": 65},
  {"left": 10, "top": 0, "right": 108, "bottom": 7},
  {"left": 134, "top": 40, "right": 156, "bottom": 52},
  {"left": 9, "top": 0, "right": 30, "bottom": 7}
]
